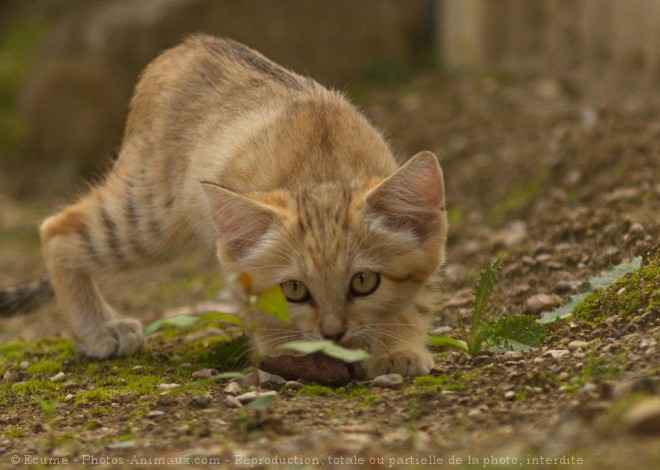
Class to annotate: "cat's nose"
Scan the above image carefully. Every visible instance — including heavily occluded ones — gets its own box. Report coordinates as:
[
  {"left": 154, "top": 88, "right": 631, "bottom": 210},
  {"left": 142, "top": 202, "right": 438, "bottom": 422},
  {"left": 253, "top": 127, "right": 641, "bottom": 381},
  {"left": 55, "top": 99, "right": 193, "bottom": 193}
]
[{"left": 322, "top": 331, "right": 345, "bottom": 343}]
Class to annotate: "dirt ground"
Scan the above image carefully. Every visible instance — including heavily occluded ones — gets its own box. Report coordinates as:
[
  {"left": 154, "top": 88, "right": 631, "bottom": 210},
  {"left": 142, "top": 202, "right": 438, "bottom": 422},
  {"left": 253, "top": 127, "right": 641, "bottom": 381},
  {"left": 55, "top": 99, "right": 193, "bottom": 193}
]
[{"left": 0, "top": 72, "right": 659, "bottom": 469}]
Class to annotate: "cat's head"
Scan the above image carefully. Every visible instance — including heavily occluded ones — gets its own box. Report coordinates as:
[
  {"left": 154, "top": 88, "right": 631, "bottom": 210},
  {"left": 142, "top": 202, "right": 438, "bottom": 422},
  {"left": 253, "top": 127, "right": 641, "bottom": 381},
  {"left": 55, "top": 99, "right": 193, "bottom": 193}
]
[{"left": 202, "top": 151, "right": 447, "bottom": 353}]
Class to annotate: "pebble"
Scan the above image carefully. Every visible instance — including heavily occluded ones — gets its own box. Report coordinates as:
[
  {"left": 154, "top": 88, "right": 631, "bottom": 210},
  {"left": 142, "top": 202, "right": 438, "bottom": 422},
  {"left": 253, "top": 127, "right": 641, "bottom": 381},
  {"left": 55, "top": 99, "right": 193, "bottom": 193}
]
[
  {"left": 526, "top": 294, "right": 562, "bottom": 314},
  {"left": 444, "top": 264, "right": 466, "bottom": 284},
  {"left": 190, "top": 395, "right": 210, "bottom": 408},
  {"left": 611, "top": 377, "right": 657, "bottom": 401},
  {"left": 502, "top": 351, "right": 523, "bottom": 360},
  {"left": 623, "top": 397, "right": 660, "bottom": 435},
  {"left": 50, "top": 372, "right": 66, "bottom": 383},
  {"left": 629, "top": 222, "right": 644, "bottom": 234},
  {"left": 146, "top": 410, "right": 166, "bottom": 419},
  {"left": 568, "top": 340, "right": 589, "bottom": 351},
  {"left": 285, "top": 381, "right": 304, "bottom": 390},
  {"left": 19, "top": 361, "right": 29, "bottom": 370},
  {"left": 223, "top": 382, "right": 242, "bottom": 395},
  {"left": 504, "top": 391, "right": 515, "bottom": 400},
  {"left": 157, "top": 383, "right": 181, "bottom": 390},
  {"left": 580, "top": 383, "right": 598, "bottom": 394},
  {"left": 235, "top": 370, "right": 286, "bottom": 387},
  {"left": 225, "top": 395, "right": 243, "bottom": 408},
  {"left": 554, "top": 280, "right": 576, "bottom": 294},
  {"left": 467, "top": 408, "right": 482, "bottom": 418},
  {"left": 191, "top": 368, "right": 219, "bottom": 379},
  {"left": 236, "top": 390, "right": 278, "bottom": 404},
  {"left": 371, "top": 374, "right": 404, "bottom": 388},
  {"left": 430, "top": 326, "right": 453, "bottom": 335},
  {"left": 494, "top": 220, "right": 528, "bottom": 247},
  {"left": 543, "top": 349, "right": 570, "bottom": 360}
]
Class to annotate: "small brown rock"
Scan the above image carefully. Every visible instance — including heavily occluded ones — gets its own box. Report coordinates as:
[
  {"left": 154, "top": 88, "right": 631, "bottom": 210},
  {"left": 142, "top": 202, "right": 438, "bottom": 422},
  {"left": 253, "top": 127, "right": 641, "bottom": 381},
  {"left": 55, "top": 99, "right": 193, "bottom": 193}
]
[
  {"left": 371, "top": 374, "right": 403, "bottom": 388},
  {"left": 191, "top": 368, "right": 219, "bottom": 379},
  {"left": 623, "top": 398, "right": 660, "bottom": 435},
  {"left": 50, "top": 372, "right": 66, "bottom": 383},
  {"left": 568, "top": 340, "right": 589, "bottom": 351},
  {"left": 236, "top": 390, "right": 278, "bottom": 404},
  {"left": 223, "top": 382, "right": 241, "bottom": 395},
  {"left": 260, "top": 352, "right": 366, "bottom": 386},
  {"left": 285, "top": 380, "right": 304, "bottom": 390},
  {"left": 526, "top": 293, "right": 562, "bottom": 315}
]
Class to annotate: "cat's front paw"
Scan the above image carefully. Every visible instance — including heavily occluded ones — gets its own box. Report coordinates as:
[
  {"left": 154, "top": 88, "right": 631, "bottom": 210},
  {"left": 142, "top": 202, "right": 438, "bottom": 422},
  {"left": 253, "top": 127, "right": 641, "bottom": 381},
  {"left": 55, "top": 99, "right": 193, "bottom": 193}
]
[
  {"left": 80, "top": 318, "right": 144, "bottom": 358},
  {"left": 367, "top": 348, "right": 434, "bottom": 377}
]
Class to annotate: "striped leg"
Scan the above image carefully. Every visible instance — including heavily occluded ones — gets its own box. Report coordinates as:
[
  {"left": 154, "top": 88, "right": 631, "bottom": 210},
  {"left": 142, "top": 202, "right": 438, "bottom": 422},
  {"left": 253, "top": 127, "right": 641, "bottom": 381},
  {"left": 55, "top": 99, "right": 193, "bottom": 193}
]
[{"left": 39, "top": 183, "right": 156, "bottom": 358}]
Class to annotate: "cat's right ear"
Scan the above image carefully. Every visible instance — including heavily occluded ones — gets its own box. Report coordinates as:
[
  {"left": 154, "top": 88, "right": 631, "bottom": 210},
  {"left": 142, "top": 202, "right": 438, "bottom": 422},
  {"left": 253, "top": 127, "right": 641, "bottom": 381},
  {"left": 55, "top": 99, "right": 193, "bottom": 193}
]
[
  {"left": 365, "top": 151, "right": 446, "bottom": 242},
  {"left": 201, "top": 182, "right": 278, "bottom": 259}
]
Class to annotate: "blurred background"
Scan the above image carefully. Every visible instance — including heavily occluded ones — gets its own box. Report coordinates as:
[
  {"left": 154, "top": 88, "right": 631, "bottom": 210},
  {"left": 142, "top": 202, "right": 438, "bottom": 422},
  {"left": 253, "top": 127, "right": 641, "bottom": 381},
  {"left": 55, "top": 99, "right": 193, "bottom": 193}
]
[{"left": 2, "top": 0, "right": 659, "bottom": 198}]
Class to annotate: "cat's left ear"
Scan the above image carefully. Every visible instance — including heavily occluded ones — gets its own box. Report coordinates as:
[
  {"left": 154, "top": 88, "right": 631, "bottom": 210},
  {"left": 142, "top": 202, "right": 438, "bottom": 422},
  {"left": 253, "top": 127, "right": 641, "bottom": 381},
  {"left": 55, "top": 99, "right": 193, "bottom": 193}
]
[
  {"left": 201, "top": 182, "right": 279, "bottom": 259},
  {"left": 365, "top": 151, "right": 446, "bottom": 241}
]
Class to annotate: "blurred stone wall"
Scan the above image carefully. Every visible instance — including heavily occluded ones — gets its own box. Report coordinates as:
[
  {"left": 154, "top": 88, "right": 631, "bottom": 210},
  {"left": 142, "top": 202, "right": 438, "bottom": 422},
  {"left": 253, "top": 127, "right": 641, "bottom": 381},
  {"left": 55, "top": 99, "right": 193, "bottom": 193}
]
[
  {"left": 15, "top": 0, "right": 432, "bottom": 192},
  {"left": 439, "top": 0, "right": 660, "bottom": 85}
]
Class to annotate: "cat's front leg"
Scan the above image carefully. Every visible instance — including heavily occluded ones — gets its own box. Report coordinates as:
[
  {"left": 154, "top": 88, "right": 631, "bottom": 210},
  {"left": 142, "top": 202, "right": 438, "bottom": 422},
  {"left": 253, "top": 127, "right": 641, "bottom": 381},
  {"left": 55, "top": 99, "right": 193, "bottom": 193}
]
[
  {"left": 41, "top": 198, "right": 145, "bottom": 359},
  {"left": 366, "top": 347, "right": 434, "bottom": 377},
  {"left": 365, "top": 311, "right": 434, "bottom": 377}
]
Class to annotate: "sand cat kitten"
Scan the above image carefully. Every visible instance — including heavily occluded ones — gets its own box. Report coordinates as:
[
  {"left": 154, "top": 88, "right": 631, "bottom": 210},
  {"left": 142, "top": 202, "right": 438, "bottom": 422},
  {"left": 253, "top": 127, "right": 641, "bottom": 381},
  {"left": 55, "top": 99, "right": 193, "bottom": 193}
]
[{"left": 20, "top": 35, "right": 448, "bottom": 377}]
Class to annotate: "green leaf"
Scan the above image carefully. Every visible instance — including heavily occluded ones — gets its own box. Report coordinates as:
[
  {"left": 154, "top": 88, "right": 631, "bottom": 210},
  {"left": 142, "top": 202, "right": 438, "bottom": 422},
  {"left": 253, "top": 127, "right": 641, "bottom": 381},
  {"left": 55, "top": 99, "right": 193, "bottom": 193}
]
[
  {"left": 537, "top": 292, "right": 589, "bottom": 324},
  {"left": 482, "top": 314, "right": 545, "bottom": 352},
  {"left": 276, "top": 340, "right": 369, "bottom": 362},
  {"left": 538, "top": 257, "right": 642, "bottom": 324},
  {"left": 427, "top": 335, "right": 469, "bottom": 353},
  {"left": 246, "top": 394, "right": 277, "bottom": 411},
  {"left": 143, "top": 314, "right": 200, "bottom": 336},
  {"left": 256, "top": 285, "right": 290, "bottom": 324},
  {"left": 588, "top": 256, "right": 642, "bottom": 290}
]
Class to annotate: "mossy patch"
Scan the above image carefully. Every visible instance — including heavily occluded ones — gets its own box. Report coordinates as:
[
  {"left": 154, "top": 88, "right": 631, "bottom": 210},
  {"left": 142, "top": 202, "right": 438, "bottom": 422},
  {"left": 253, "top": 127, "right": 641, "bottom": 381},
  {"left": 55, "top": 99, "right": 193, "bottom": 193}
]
[
  {"left": 26, "top": 359, "right": 61, "bottom": 376},
  {"left": 298, "top": 384, "right": 334, "bottom": 396},
  {"left": 487, "top": 174, "right": 548, "bottom": 223},
  {"left": 412, "top": 375, "right": 449, "bottom": 391},
  {"left": 0, "top": 319, "right": 251, "bottom": 424},
  {"left": 572, "top": 255, "right": 660, "bottom": 326}
]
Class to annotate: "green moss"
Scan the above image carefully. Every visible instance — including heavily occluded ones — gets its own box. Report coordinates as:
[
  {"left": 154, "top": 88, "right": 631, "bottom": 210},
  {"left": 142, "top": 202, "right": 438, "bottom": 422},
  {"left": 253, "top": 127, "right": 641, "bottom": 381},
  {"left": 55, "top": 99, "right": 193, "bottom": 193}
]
[
  {"left": 26, "top": 360, "right": 61, "bottom": 376},
  {"left": 53, "top": 431, "right": 79, "bottom": 446},
  {"left": 74, "top": 389, "right": 116, "bottom": 407},
  {"left": 573, "top": 255, "right": 660, "bottom": 326},
  {"left": 4, "top": 427, "right": 26, "bottom": 438},
  {"left": 412, "top": 375, "right": 449, "bottom": 391},
  {"left": 347, "top": 387, "right": 370, "bottom": 398},
  {"left": 12, "top": 380, "right": 57, "bottom": 397},
  {"left": 360, "top": 394, "right": 380, "bottom": 407},
  {"left": 487, "top": 175, "right": 548, "bottom": 223},
  {"left": 298, "top": 385, "right": 334, "bottom": 396}
]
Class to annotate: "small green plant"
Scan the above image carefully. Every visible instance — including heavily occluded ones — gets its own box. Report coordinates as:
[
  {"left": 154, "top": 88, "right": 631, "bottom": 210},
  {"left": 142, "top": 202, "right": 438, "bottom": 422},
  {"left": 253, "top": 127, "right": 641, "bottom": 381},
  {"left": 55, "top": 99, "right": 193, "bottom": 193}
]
[
  {"left": 430, "top": 260, "right": 545, "bottom": 356},
  {"left": 36, "top": 397, "right": 59, "bottom": 452}
]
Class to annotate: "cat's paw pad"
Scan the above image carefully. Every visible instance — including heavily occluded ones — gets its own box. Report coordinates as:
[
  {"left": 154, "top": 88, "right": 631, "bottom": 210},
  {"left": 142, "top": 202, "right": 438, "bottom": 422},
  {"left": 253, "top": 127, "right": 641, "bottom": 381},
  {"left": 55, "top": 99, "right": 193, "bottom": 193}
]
[
  {"left": 80, "top": 318, "right": 144, "bottom": 358},
  {"left": 367, "top": 349, "right": 433, "bottom": 377}
]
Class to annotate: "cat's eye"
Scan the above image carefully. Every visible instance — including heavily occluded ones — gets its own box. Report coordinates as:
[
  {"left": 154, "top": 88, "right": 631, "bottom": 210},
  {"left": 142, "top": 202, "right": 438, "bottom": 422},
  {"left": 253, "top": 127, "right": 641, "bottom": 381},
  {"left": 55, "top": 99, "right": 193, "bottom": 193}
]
[
  {"left": 349, "top": 271, "right": 380, "bottom": 297},
  {"left": 280, "top": 280, "right": 311, "bottom": 303}
]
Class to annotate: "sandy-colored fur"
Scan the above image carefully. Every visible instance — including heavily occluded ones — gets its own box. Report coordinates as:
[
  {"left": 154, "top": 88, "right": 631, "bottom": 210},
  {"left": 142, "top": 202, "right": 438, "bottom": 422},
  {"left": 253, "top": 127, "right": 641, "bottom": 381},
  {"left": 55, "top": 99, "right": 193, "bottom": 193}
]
[{"left": 40, "top": 35, "right": 447, "bottom": 376}]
